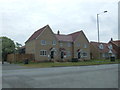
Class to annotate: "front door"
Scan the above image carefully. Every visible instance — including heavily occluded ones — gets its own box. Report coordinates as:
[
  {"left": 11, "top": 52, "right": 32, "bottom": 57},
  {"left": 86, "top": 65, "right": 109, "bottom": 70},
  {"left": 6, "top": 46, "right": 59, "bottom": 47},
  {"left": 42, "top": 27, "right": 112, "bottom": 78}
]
[
  {"left": 78, "top": 52, "right": 81, "bottom": 59},
  {"left": 50, "top": 51, "right": 54, "bottom": 59},
  {"left": 61, "top": 52, "right": 64, "bottom": 59}
]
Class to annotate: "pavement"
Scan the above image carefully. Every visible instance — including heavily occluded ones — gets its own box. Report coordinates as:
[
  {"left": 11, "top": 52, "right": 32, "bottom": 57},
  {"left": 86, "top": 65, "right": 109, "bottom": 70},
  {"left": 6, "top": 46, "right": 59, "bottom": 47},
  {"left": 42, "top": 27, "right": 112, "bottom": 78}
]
[
  {"left": 2, "top": 63, "right": 119, "bottom": 88},
  {"left": 2, "top": 63, "right": 33, "bottom": 70}
]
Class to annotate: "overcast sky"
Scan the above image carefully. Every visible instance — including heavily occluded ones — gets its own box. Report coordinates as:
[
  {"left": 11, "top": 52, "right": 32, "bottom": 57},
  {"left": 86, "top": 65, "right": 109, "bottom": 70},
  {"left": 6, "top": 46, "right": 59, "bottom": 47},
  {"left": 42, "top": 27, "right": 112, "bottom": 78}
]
[{"left": 0, "top": 0, "right": 119, "bottom": 45}]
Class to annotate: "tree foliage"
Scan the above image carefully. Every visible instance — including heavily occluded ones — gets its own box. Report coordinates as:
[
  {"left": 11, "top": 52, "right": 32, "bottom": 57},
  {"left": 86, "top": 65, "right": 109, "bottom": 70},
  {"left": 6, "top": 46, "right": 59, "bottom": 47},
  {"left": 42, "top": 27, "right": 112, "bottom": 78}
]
[
  {"left": 15, "top": 42, "right": 22, "bottom": 49},
  {"left": 0, "top": 36, "right": 15, "bottom": 61},
  {"left": 15, "top": 42, "right": 23, "bottom": 53}
]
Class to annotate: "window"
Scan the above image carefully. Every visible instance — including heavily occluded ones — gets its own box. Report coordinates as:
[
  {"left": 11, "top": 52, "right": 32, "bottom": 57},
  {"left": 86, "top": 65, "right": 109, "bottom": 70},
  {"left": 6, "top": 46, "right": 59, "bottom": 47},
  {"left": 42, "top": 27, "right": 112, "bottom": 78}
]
[
  {"left": 52, "top": 40, "right": 56, "bottom": 45},
  {"left": 82, "top": 52, "right": 87, "bottom": 57},
  {"left": 77, "top": 43, "right": 80, "bottom": 47},
  {"left": 102, "top": 53, "right": 105, "bottom": 57},
  {"left": 105, "top": 53, "right": 109, "bottom": 59},
  {"left": 60, "top": 43, "right": 63, "bottom": 47},
  {"left": 84, "top": 44, "right": 87, "bottom": 48},
  {"left": 108, "top": 44, "right": 112, "bottom": 50},
  {"left": 67, "top": 42, "right": 71, "bottom": 47},
  {"left": 40, "top": 50, "right": 47, "bottom": 56},
  {"left": 67, "top": 51, "right": 71, "bottom": 56},
  {"left": 99, "top": 44, "right": 104, "bottom": 49},
  {"left": 41, "top": 40, "right": 46, "bottom": 45}
]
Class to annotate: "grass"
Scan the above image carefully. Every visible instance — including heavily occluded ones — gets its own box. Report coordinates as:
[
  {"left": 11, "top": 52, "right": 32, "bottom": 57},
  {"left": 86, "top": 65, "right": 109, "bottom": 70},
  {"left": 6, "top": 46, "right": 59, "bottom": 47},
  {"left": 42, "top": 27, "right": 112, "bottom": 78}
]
[{"left": 16, "top": 59, "right": 119, "bottom": 68}]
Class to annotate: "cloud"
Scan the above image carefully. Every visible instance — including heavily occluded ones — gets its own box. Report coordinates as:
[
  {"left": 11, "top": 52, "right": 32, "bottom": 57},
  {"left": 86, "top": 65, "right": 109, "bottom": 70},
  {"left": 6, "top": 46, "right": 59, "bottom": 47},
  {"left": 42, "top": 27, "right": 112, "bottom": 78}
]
[{"left": 0, "top": 0, "right": 119, "bottom": 45}]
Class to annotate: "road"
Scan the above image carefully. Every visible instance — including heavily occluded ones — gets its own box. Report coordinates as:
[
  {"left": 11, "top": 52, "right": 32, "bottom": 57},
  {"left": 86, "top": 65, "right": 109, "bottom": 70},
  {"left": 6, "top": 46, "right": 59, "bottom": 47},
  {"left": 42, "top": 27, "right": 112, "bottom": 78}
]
[{"left": 2, "top": 64, "right": 118, "bottom": 88}]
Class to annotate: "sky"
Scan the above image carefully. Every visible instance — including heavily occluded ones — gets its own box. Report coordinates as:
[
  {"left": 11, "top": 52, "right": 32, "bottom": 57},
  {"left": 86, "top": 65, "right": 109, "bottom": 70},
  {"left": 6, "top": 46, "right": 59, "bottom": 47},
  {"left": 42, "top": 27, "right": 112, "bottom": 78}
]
[{"left": 0, "top": 0, "right": 119, "bottom": 45}]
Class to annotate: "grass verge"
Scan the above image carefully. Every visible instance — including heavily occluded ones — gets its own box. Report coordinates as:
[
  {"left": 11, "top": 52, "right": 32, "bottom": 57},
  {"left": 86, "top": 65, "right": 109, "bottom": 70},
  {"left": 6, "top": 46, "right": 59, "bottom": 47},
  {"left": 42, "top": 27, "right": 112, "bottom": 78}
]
[{"left": 18, "top": 59, "right": 119, "bottom": 68}]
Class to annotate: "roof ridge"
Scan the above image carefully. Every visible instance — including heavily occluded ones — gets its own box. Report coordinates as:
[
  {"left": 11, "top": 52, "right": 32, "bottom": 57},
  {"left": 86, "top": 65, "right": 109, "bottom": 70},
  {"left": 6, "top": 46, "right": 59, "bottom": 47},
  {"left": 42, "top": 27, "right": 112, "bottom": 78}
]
[
  {"left": 112, "top": 40, "right": 120, "bottom": 42},
  {"left": 68, "top": 30, "right": 82, "bottom": 41},
  {"left": 68, "top": 30, "right": 82, "bottom": 35},
  {"left": 90, "top": 41, "right": 107, "bottom": 44},
  {"left": 55, "top": 34, "right": 67, "bottom": 36}
]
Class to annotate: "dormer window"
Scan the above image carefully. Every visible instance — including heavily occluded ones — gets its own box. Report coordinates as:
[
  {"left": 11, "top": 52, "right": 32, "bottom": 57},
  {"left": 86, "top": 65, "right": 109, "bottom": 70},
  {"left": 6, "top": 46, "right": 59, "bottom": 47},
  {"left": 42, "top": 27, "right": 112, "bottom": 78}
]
[
  {"left": 108, "top": 44, "right": 112, "bottom": 50},
  {"left": 99, "top": 44, "right": 104, "bottom": 49}
]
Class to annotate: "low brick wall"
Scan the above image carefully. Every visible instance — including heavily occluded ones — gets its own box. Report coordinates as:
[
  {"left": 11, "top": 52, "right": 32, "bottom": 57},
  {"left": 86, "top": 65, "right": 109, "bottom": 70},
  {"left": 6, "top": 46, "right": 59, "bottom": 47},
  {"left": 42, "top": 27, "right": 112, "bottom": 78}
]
[{"left": 7, "top": 54, "right": 34, "bottom": 63}]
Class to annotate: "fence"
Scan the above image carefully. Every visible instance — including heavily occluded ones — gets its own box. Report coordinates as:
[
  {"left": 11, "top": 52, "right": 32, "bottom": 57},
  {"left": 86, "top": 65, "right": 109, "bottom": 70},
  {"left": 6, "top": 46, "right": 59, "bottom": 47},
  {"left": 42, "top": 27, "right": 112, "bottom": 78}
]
[{"left": 7, "top": 54, "right": 34, "bottom": 63}]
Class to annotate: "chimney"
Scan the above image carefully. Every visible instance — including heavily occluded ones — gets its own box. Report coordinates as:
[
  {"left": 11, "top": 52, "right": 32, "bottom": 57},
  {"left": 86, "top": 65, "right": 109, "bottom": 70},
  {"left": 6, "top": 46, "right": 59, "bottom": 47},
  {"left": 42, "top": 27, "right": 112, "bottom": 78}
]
[
  {"left": 111, "top": 38, "right": 113, "bottom": 41},
  {"left": 57, "top": 30, "right": 60, "bottom": 35}
]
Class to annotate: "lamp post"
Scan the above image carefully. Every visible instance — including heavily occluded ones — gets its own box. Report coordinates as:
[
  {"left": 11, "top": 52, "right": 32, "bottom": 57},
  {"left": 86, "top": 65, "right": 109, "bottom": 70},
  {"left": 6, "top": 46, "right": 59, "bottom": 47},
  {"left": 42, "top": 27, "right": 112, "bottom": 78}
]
[{"left": 97, "top": 11, "right": 107, "bottom": 43}]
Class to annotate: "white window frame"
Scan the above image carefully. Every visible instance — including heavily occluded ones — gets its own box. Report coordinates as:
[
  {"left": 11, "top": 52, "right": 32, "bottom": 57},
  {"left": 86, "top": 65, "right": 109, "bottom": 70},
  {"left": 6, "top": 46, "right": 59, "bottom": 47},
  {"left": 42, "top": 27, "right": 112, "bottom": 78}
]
[
  {"left": 60, "top": 42, "right": 63, "bottom": 47},
  {"left": 84, "top": 44, "right": 87, "bottom": 48},
  {"left": 52, "top": 40, "right": 56, "bottom": 45},
  {"left": 77, "top": 43, "right": 80, "bottom": 47},
  {"left": 82, "top": 52, "right": 87, "bottom": 57},
  {"left": 40, "top": 50, "right": 47, "bottom": 56},
  {"left": 41, "top": 40, "right": 46, "bottom": 45},
  {"left": 102, "top": 53, "right": 105, "bottom": 57},
  {"left": 99, "top": 44, "right": 104, "bottom": 49},
  {"left": 67, "top": 42, "right": 71, "bottom": 47},
  {"left": 67, "top": 51, "right": 71, "bottom": 56},
  {"left": 108, "top": 44, "right": 112, "bottom": 50}
]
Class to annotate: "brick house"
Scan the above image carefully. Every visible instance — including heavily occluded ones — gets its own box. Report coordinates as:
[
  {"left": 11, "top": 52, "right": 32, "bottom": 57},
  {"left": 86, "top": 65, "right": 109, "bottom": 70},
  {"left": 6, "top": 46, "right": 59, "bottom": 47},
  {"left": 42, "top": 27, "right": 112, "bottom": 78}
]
[
  {"left": 108, "top": 39, "right": 120, "bottom": 59},
  {"left": 25, "top": 25, "right": 90, "bottom": 62},
  {"left": 90, "top": 41, "right": 117, "bottom": 60}
]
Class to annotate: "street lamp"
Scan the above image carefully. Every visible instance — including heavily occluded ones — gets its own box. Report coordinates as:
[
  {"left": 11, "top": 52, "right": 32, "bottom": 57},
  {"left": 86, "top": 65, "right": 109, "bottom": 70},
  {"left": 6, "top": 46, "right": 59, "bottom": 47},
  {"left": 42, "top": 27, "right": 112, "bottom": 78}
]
[{"left": 97, "top": 11, "right": 108, "bottom": 43}]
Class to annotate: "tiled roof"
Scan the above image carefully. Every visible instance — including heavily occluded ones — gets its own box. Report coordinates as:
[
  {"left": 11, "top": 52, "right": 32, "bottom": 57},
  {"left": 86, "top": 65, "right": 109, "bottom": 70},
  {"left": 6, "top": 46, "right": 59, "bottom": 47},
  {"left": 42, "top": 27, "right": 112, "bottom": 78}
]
[
  {"left": 26, "top": 25, "right": 82, "bottom": 43},
  {"left": 110, "top": 40, "right": 120, "bottom": 47},
  {"left": 69, "top": 31, "right": 81, "bottom": 41},
  {"left": 90, "top": 42, "right": 116, "bottom": 53},
  {"left": 55, "top": 34, "right": 73, "bottom": 42},
  {"left": 55, "top": 31, "right": 82, "bottom": 42},
  {"left": 25, "top": 25, "right": 48, "bottom": 43}
]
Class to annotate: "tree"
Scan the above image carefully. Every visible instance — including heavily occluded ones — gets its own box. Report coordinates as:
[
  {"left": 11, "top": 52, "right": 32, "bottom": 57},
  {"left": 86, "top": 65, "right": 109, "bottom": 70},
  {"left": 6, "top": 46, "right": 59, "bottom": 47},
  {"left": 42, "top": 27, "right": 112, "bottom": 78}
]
[
  {"left": 0, "top": 36, "right": 15, "bottom": 63},
  {"left": 16, "top": 42, "right": 22, "bottom": 49},
  {"left": 15, "top": 42, "right": 22, "bottom": 53}
]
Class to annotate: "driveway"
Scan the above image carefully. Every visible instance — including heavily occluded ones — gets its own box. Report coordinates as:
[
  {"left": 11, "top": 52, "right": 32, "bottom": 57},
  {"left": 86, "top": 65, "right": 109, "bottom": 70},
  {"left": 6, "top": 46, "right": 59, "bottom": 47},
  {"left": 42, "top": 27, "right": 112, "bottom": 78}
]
[{"left": 2, "top": 64, "right": 119, "bottom": 88}]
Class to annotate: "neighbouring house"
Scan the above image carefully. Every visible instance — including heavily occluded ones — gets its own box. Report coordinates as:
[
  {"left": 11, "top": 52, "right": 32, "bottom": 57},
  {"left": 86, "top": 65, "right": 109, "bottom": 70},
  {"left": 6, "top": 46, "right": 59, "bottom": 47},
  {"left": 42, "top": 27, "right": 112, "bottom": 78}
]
[
  {"left": 25, "top": 25, "right": 90, "bottom": 62},
  {"left": 90, "top": 41, "right": 117, "bottom": 60},
  {"left": 108, "top": 38, "right": 120, "bottom": 59}
]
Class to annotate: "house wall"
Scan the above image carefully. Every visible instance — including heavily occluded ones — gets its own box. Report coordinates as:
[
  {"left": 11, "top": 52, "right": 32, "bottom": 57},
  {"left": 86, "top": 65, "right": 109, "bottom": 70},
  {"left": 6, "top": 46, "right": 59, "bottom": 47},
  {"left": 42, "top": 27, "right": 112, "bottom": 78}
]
[
  {"left": 90, "top": 44, "right": 100, "bottom": 59},
  {"left": 73, "top": 32, "right": 90, "bottom": 60},
  {"left": 35, "top": 27, "right": 59, "bottom": 61},
  {"left": 25, "top": 40, "right": 36, "bottom": 54},
  {"left": 57, "top": 41, "right": 73, "bottom": 61}
]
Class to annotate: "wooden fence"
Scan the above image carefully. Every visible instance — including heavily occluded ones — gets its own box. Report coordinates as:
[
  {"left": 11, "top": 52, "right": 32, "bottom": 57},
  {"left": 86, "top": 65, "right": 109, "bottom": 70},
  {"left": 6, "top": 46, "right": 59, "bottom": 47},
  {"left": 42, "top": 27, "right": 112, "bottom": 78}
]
[{"left": 7, "top": 54, "right": 34, "bottom": 63}]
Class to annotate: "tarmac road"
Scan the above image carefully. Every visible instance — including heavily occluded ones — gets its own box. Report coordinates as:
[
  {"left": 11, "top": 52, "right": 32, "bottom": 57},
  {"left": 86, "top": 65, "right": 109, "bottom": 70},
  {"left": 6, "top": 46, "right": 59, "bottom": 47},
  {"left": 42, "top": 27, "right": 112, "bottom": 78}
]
[{"left": 2, "top": 64, "right": 119, "bottom": 88}]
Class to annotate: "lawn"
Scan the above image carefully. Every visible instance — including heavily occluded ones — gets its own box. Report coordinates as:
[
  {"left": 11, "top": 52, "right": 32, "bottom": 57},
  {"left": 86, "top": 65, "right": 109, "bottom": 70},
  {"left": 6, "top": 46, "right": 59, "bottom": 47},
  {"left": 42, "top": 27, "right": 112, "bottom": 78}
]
[{"left": 18, "top": 59, "right": 119, "bottom": 68}]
